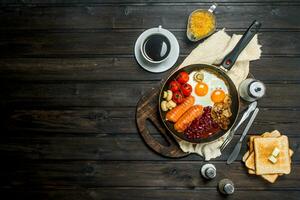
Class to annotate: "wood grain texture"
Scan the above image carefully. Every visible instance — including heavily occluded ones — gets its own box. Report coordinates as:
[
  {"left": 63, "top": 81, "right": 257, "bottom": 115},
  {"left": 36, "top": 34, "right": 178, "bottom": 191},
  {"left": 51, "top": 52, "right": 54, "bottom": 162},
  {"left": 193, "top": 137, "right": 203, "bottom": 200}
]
[
  {"left": 3, "top": 108, "right": 300, "bottom": 135},
  {"left": 1, "top": 82, "right": 300, "bottom": 107},
  {"left": 0, "top": 134, "right": 299, "bottom": 161},
  {"left": 2, "top": 189, "right": 300, "bottom": 200},
  {"left": 0, "top": 57, "right": 299, "bottom": 81},
  {"left": 1, "top": 5, "right": 300, "bottom": 30},
  {"left": 2, "top": 0, "right": 300, "bottom": 4},
  {"left": 1, "top": 31, "right": 300, "bottom": 57},
  {"left": 1, "top": 1, "right": 300, "bottom": 199},
  {"left": 136, "top": 88, "right": 188, "bottom": 158},
  {"left": 1, "top": 161, "right": 299, "bottom": 189}
]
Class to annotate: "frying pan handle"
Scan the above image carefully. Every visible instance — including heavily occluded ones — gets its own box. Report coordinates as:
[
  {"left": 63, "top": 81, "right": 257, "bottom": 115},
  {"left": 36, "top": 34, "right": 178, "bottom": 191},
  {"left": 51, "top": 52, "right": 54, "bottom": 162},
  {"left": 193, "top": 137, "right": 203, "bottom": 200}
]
[{"left": 220, "top": 20, "right": 261, "bottom": 70}]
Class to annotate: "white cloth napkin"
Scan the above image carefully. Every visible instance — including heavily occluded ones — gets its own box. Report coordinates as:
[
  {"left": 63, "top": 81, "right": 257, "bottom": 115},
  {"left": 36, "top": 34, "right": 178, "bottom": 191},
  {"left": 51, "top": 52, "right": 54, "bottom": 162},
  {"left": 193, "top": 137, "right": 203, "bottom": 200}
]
[{"left": 177, "top": 29, "right": 262, "bottom": 160}]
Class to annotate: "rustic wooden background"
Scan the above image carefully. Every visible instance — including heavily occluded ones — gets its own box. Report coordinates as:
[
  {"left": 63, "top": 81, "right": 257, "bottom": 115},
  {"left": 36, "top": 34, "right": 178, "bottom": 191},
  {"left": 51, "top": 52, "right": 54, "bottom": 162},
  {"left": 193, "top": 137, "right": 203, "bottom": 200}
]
[{"left": 0, "top": 0, "right": 299, "bottom": 199}]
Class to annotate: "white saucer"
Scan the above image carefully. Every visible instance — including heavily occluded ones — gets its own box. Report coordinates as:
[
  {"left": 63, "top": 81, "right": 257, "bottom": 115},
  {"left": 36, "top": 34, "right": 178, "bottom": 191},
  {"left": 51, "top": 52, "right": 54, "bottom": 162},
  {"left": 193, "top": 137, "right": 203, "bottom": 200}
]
[{"left": 134, "top": 26, "right": 180, "bottom": 73}]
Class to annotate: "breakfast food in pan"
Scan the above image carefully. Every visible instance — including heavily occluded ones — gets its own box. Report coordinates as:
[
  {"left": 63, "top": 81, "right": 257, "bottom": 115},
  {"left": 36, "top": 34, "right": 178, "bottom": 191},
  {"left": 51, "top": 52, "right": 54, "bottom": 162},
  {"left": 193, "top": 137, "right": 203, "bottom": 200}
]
[
  {"left": 243, "top": 130, "right": 293, "bottom": 183},
  {"left": 166, "top": 96, "right": 195, "bottom": 123},
  {"left": 174, "top": 105, "right": 203, "bottom": 132},
  {"left": 211, "top": 95, "right": 232, "bottom": 130},
  {"left": 161, "top": 69, "right": 232, "bottom": 140},
  {"left": 185, "top": 106, "right": 219, "bottom": 139}
]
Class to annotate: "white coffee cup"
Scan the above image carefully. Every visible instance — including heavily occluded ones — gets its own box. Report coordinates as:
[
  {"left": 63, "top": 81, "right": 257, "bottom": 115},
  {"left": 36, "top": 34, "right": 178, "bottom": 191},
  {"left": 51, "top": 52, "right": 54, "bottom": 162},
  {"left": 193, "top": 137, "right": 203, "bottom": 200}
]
[{"left": 140, "top": 26, "right": 171, "bottom": 64}]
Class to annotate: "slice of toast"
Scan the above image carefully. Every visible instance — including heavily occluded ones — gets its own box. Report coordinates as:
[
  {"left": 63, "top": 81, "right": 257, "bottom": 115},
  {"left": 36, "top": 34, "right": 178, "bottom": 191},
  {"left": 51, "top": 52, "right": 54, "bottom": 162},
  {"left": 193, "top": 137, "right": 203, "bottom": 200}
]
[
  {"left": 245, "top": 131, "right": 282, "bottom": 172},
  {"left": 242, "top": 150, "right": 250, "bottom": 162},
  {"left": 246, "top": 150, "right": 293, "bottom": 172},
  {"left": 260, "top": 130, "right": 283, "bottom": 182},
  {"left": 245, "top": 152, "right": 255, "bottom": 170},
  {"left": 262, "top": 130, "right": 281, "bottom": 138},
  {"left": 248, "top": 131, "right": 279, "bottom": 152},
  {"left": 249, "top": 135, "right": 261, "bottom": 152},
  {"left": 261, "top": 174, "right": 279, "bottom": 183},
  {"left": 244, "top": 131, "right": 292, "bottom": 183},
  {"left": 254, "top": 136, "right": 291, "bottom": 175},
  {"left": 260, "top": 149, "right": 293, "bottom": 183}
]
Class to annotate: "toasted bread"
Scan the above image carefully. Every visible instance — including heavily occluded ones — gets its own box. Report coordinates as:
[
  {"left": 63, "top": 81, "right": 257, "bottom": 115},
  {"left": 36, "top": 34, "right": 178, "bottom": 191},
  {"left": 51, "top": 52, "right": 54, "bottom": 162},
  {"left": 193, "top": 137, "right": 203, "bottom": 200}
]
[
  {"left": 261, "top": 149, "right": 293, "bottom": 182},
  {"left": 249, "top": 135, "right": 261, "bottom": 152},
  {"left": 244, "top": 131, "right": 292, "bottom": 183},
  {"left": 262, "top": 130, "right": 281, "bottom": 138},
  {"left": 254, "top": 136, "right": 291, "bottom": 175},
  {"left": 242, "top": 150, "right": 250, "bottom": 162},
  {"left": 245, "top": 152, "right": 255, "bottom": 170},
  {"left": 246, "top": 149, "right": 293, "bottom": 173},
  {"left": 261, "top": 174, "right": 279, "bottom": 183},
  {"left": 245, "top": 131, "right": 283, "bottom": 172}
]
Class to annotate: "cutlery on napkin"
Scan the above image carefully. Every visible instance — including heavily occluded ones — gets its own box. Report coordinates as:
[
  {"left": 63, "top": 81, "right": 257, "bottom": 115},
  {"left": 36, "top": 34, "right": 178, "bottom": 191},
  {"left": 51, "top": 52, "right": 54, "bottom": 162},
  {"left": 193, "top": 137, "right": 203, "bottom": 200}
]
[{"left": 227, "top": 107, "right": 259, "bottom": 164}]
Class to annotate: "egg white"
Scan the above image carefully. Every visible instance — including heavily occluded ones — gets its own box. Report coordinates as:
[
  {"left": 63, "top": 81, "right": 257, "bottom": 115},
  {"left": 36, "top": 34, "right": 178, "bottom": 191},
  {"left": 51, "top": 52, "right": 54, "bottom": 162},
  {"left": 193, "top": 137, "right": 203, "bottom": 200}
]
[{"left": 187, "top": 70, "right": 229, "bottom": 107}]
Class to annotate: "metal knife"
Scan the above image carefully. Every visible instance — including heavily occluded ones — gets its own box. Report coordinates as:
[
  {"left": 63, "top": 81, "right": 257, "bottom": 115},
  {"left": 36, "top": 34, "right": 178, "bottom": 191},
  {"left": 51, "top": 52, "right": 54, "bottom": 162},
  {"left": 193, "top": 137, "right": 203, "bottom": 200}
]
[
  {"left": 226, "top": 107, "right": 259, "bottom": 164},
  {"left": 220, "top": 101, "right": 257, "bottom": 151},
  {"left": 233, "top": 101, "right": 257, "bottom": 134}
]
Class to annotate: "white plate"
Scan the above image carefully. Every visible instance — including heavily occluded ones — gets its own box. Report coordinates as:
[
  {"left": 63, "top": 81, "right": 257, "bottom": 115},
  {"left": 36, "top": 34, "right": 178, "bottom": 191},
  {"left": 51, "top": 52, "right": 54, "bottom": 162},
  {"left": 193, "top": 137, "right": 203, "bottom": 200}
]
[{"left": 134, "top": 26, "right": 180, "bottom": 73}]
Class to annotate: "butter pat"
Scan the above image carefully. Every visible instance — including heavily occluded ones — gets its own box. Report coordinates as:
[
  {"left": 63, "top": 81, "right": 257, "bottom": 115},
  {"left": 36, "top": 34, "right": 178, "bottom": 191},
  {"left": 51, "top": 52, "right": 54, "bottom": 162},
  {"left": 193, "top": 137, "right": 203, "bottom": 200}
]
[
  {"left": 272, "top": 147, "right": 280, "bottom": 157},
  {"left": 268, "top": 155, "right": 277, "bottom": 164}
]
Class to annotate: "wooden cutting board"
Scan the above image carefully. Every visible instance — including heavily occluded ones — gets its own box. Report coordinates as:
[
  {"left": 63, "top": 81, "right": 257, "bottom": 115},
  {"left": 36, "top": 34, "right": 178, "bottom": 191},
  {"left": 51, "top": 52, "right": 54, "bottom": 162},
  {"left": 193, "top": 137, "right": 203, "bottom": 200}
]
[{"left": 136, "top": 86, "right": 189, "bottom": 158}]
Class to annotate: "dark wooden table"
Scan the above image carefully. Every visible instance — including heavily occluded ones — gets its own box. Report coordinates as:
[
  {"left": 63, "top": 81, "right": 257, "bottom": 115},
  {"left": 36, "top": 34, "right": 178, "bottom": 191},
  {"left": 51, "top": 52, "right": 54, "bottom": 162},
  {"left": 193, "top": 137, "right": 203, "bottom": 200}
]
[{"left": 0, "top": 1, "right": 299, "bottom": 199}]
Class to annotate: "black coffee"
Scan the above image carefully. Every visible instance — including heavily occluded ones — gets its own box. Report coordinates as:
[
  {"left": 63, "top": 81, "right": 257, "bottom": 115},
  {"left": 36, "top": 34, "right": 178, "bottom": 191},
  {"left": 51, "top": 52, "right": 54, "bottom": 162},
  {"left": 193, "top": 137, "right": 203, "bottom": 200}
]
[{"left": 142, "top": 34, "right": 170, "bottom": 62}]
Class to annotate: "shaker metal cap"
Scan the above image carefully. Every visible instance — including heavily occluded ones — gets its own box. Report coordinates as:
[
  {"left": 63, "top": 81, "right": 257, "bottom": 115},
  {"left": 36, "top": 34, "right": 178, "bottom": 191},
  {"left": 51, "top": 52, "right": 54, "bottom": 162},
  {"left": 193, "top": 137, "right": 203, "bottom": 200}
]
[
  {"left": 224, "top": 183, "right": 235, "bottom": 194},
  {"left": 205, "top": 167, "right": 216, "bottom": 179},
  {"left": 249, "top": 81, "right": 266, "bottom": 98},
  {"left": 200, "top": 163, "right": 216, "bottom": 179}
]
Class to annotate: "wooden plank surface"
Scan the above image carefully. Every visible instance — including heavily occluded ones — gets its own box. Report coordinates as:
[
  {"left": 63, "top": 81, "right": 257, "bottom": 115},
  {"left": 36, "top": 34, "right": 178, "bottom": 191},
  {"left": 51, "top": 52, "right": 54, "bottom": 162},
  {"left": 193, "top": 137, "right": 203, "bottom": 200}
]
[
  {"left": 2, "top": 0, "right": 300, "bottom": 4},
  {"left": 2, "top": 189, "right": 300, "bottom": 200},
  {"left": 0, "top": 134, "right": 299, "bottom": 161},
  {"left": 1, "top": 5, "right": 300, "bottom": 30},
  {"left": 1, "top": 0, "right": 300, "bottom": 199},
  {"left": 1, "top": 161, "right": 299, "bottom": 189},
  {"left": 0, "top": 57, "right": 299, "bottom": 81},
  {"left": 3, "top": 108, "right": 300, "bottom": 135},
  {"left": 1, "top": 82, "right": 299, "bottom": 107},
  {"left": 1, "top": 31, "right": 300, "bottom": 57},
  {"left": 2, "top": 187, "right": 300, "bottom": 200}
]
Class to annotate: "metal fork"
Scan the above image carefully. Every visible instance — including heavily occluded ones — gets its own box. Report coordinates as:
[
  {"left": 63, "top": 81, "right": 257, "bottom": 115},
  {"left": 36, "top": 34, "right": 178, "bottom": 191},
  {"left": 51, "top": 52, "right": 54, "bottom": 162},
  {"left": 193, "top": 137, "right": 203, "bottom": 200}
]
[{"left": 220, "top": 101, "right": 257, "bottom": 151}]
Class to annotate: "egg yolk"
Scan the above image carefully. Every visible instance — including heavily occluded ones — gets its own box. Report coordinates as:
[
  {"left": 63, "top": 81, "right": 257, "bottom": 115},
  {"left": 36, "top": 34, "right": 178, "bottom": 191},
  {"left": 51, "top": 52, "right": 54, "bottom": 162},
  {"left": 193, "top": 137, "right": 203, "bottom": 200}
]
[
  {"left": 211, "top": 89, "right": 226, "bottom": 103},
  {"left": 195, "top": 82, "right": 208, "bottom": 96}
]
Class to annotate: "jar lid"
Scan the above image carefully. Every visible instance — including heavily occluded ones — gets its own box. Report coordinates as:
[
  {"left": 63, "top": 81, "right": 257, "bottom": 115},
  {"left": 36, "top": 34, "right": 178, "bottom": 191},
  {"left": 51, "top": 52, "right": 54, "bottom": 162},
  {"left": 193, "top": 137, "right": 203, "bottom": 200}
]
[{"left": 249, "top": 81, "right": 266, "bottom": 98}]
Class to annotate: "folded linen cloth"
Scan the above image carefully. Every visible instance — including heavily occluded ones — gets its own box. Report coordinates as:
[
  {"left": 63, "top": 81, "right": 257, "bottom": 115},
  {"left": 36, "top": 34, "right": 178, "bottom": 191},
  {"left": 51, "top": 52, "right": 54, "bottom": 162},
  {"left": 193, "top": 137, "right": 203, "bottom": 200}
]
[{"left": 177, "top": 29, "right": 262, "bottom": 160}]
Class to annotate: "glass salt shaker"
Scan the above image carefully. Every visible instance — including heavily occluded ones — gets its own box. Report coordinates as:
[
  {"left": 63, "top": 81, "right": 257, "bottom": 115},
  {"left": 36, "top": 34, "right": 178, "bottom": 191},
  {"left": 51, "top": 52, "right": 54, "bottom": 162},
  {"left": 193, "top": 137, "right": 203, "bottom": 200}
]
[{"left": 239, "top": 78, "right": 266, "bottom": 102}]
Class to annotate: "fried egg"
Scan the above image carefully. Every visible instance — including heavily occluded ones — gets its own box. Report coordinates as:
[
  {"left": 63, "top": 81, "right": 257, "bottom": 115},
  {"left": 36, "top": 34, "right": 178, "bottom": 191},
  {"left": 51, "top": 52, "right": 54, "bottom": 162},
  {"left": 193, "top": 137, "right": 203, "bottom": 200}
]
[{"left": 187, "top": 70, "right": 229, "bottom": 106}]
